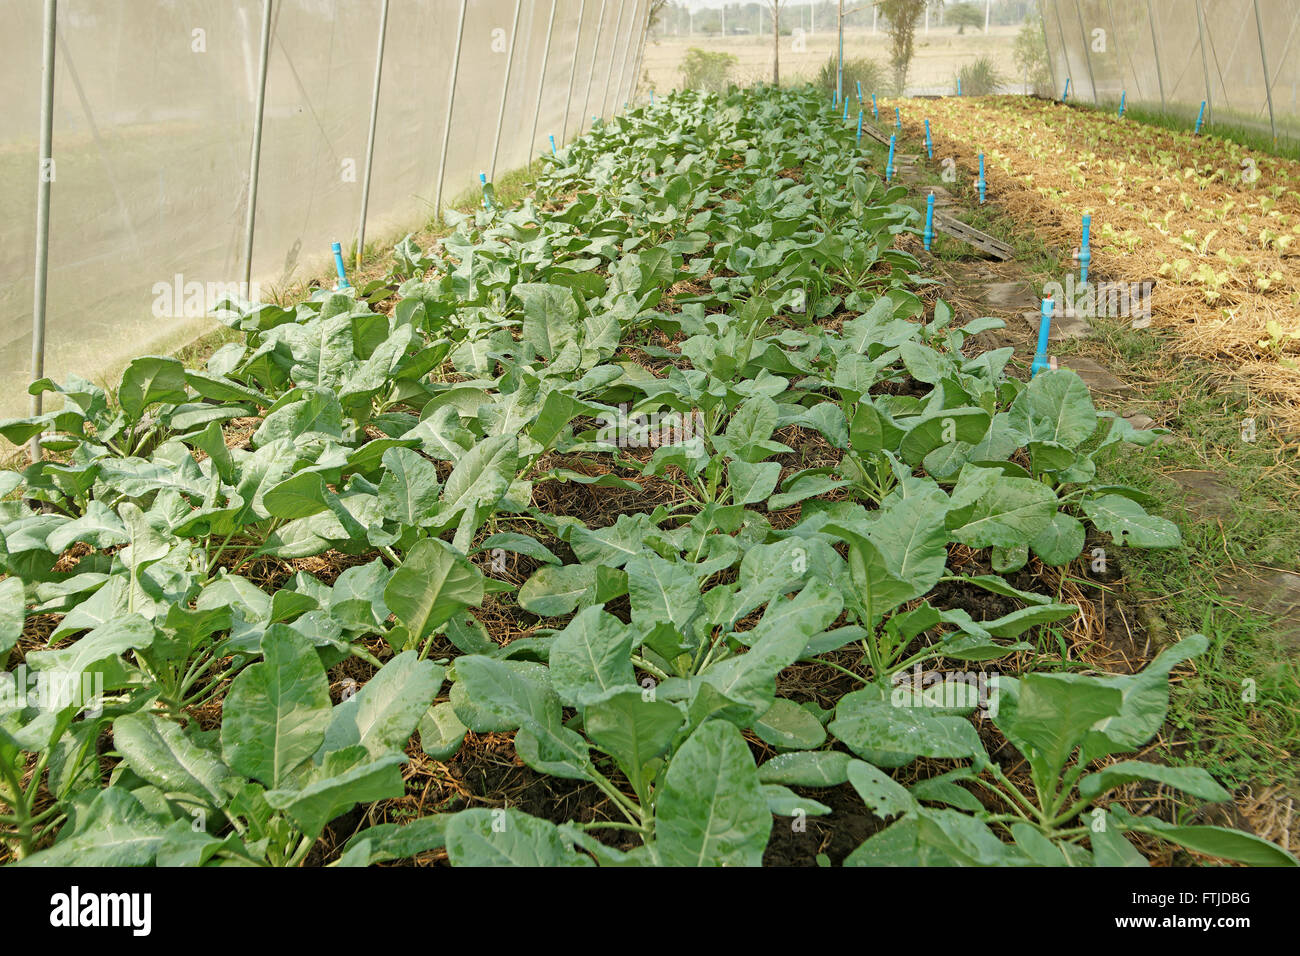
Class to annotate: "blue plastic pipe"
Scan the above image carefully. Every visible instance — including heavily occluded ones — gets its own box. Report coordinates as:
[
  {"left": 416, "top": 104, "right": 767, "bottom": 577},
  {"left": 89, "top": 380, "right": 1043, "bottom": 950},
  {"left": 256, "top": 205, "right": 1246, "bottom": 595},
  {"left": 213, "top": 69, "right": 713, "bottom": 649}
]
[
  {"left": 856, "top": 80, "right": 863, "bottom": 103},
  {"left": 923, "top": 192, "right": 935, "bottom": 251},
  {"left": 924, "top": 118, "right": 933, "bottom": 159},
  {"left": 1079, "top": 214, "right": 1092, "bottom": 286},
  {"left": 1118, "top": 90, "right": 1126, "bottom": 117},
  {"left": 1195, "top": 100, "right": 1206, "bottom": 134},
  {"left": 895, "top": 106, "right": 901, "bottom": 130},
  {"left": 331, "top": 241, "right": 350, "bottom": 289},
  {"left": 650, "top": 90, "right": 654, "bottom": 105},
  {"left": 978, "top": 153, "right": 986, "bottom": 203},
  {"left": 957, "top": 77, "right": 962, "bottom": 96},
  {"left": 872, "top": 93, "right": 878, "bottom": 120},
  {"left": 857, "top": 110, "right": 863, "bottom": 143},
  {"left": 886, "top": 134, "right": 896, "bottom": 182},
  {"left": 549, "top": 134, "right": 557, "bottom": 155},
  {"left": 843, "top": 98, "right": 849, "bottom": 122},
  {"left": 1031, "top": 298, "right": 1053, "bottom": 378},
  {"left": 480, "top": 171, "right": 491, "bottom": 209},
  {"left": 1063, "top": 77, "right": 1070, "bottom": 101}
]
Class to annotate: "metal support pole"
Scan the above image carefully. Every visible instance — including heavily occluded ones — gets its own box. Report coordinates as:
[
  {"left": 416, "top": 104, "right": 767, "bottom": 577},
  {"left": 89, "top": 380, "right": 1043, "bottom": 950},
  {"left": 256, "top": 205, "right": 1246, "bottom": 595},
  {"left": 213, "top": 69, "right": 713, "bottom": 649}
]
[
  {"left": 1040, "top": 0, "right": 1059, "bottom": 96},
  {"left": 579, "top": 0, "right": 609, "bottom": 133},
  {"left": 599, "top": 0, "right": 627, "bottom": 117},
  {"left": 837, "top": 0, "right": 844, "bottom": 106},
  {"left": 528, "top": 0, "right": 559, "bottom": 171},
  {"left": 242, "top": 0, "right": 273, "bottom": 292},
  {"left": 614, "top": 0, "right": 643, "bottom": 109},
  {"left": 355, "top": 0, "right": 389, "bottom": 270},
  {"left": 489, "top": 0, "right": 523, "bottom": 183},
  {"left": 1072, "top": 0, "right": 1098, "bottom": 104},
  {"left": 561, "top": 0, "right": 588, "bottom": 147},
  {"left": 1195, "top": 0, "right": 1213, "bottom": 125},
  {"left": 1052, "top": 0, "right": 1072, "bottom": 94},
  {"left": 626, "top": 0, "right": 651, "bottom": 105},
  {"left": 1254, "top": 0, "right": 1277, "bottom": 142},
  {"left": 1147, "top": 0, "right": 1165, "bottom": 113},
  {"left": 612, "top": 0, "right": 640, "bottom": 108},
  {"left": 434, "top": 0, "right": 468, "bottom": 222},
  {"left": 29, "top": 0, "right": 57, "bottom": 463}
]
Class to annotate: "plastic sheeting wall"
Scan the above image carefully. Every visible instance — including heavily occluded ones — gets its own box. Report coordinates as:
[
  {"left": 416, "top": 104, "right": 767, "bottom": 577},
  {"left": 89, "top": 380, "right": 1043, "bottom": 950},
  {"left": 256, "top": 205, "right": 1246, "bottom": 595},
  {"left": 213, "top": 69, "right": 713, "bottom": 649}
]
[
  {"left": 1040, "top": 0, "right": 1300, "bottom": 143},
  {"left": 0, "top": 0, "right": 649, "bottom": 426}
]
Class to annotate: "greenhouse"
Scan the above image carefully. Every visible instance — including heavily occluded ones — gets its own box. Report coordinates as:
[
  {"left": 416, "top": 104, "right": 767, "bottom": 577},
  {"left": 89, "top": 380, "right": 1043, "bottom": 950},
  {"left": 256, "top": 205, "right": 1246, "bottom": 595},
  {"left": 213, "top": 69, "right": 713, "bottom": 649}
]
[{"left": 1, "top": 0, "right": 1297, "bottom": 890}]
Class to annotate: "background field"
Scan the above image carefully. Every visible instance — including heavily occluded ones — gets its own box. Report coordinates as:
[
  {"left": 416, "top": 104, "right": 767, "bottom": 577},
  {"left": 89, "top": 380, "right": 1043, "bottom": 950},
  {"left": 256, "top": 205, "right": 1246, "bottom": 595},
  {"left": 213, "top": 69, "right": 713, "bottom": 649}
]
[{"left": 643, "top": 24, "right": 1026, "bottom": 94}]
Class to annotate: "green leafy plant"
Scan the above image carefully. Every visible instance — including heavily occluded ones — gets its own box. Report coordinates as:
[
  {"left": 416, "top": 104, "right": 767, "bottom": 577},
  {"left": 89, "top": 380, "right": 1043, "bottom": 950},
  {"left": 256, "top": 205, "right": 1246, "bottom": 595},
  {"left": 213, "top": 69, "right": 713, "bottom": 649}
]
[{"left": 679, "top": 48, "right": 739, "bottom": 93}]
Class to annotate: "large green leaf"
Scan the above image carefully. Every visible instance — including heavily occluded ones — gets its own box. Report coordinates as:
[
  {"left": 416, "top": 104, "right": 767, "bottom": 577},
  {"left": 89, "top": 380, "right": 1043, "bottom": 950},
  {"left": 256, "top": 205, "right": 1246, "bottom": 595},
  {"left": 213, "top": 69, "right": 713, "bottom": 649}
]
[
  {"left": 378, "top": 447, "right": 442, "bottom": 526},
  {"left": 1110, "top": 807, "right": 1297, "bottom": 867},
  {"left": 321, "top": 651, "right": 443, "bottom": 758},
  {"left": 1082, "top": 494, "right": 1181, "bottom": 549},
  {"left": 548, "top": 607, "right": 636, "bottom": 707},
  {"left": 654, "top": 720, "right": 772, "bottom": 867},
  {"left": 445, "top": 807, "right": 593, "bottom": 866},
  {"left": 114, "top": 713, "right": 231, "bottom": 806},
  {"left": 384, "top": 537, "right": 485, "bottom": 641},
  {"left": 583, "top": 690, "right": 684, "bottom": 789},
  {"left": 1007, "top": 368, "right": 1098, "bottom": 449},
  {"left": 947, "top": 475, "right": 1058, "bottom": 550},
  {"left": 220, "top": 626, "right": 332, "bottom": 787},
  {"left": 17, "top": 788, "right": 167, "bottom": 867},
  {"left": 0, "top": 577, "right": 24, "bottom": 657},
  {"left": 118, "top": 355, "right": 189, "bottom": 419},
  {"left": 1078, "top": 760, "right": 1229, "bottom": 803},
  {"left": 830, "top": 686, "right": 987, "bottom": 764},
  {"left": 998, "top": 672, "right": 1123, "bottom": 783},
  {"left": 265, "top": 748, "right": 406, "bottom": 837}
]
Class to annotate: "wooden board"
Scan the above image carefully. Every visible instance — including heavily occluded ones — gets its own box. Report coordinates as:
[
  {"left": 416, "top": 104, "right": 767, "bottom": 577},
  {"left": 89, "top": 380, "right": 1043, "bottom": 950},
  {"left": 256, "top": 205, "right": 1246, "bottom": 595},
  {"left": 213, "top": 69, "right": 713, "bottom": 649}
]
[
  {"left": 932, "top": 210, "right": 1015, "bottom": 260},
  {"left": 859, "top": 121, "right": 1015, "bottom": 260}
]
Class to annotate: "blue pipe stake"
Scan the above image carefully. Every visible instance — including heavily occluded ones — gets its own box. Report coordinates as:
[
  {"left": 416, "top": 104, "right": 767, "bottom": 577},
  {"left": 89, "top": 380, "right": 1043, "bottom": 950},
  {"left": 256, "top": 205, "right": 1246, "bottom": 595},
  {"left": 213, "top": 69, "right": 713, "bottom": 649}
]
[
  {"left": 650, "top": 90, "right": 654, "bottom": 105},
  {"left": 923, "top": 192, "right": 935, "bottom": 251},
  {"left": 480, "top": 171, "right": 492, "bottom": 210},
  {"left": 895, "top": 106, "right": 902, "bottom": 131},
  {"left": 1031, "top": 298, "right": 1054, "bottom": 378},
  {"left": 1079, "top": 214, "right": 1092, "bottom": 286},
  {"left": 957, "top": 77, "right": 962, "bottom": 96},
  {"left": 978, "top": 153, "right": 986, "bottom": 203},
  {"left": 549, "top": 134, "right": 557, "bottom": 156},
  {"left": 1195, "top": 100, "right": 1206, "bottom": 134},
  {"left": 924, "top": 118, "right": 933, "bottom": 159},
  {"left": 872, "top": 93, "right": 878, "bottom": 121},
  {"left": 331, "top": 242, "right": 350, "bottom": 290},
  {"left": 886, "top": 134, "right": 896, "bottom": 183},
  {"left": 843, "top": 98, "right": 849, "bottom": 122},
  {"left": 857, "top": 110, "right": 864, "bottom": 143},
  {"left": 1063, "top": 77, "right": 1070, "bottom": 101},
  {"left": 856, "top": 80, "right": 863, "bottom": 103},
  {"left": 1118, "top": 90, "right": 1126, "bottom": 118}
]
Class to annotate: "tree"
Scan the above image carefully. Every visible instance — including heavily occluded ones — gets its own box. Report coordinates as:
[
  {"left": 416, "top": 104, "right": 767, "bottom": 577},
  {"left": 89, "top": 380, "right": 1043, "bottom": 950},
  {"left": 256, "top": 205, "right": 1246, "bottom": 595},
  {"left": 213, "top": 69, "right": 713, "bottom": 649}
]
[
  {"left": 875, "top": 0, "right": 937, "bottom": 94},
  {"left": 648, "top": 0, "right": 669, "bottom": 31},
  {"left": 1013, "top": 10, "right": 1052, "bottom": 95},
  {"left": 947, "top": 2, "right": 984, "bottom": 34},
  {"left": 766, "top": 1, "right": 786, "bottom": 85}
]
